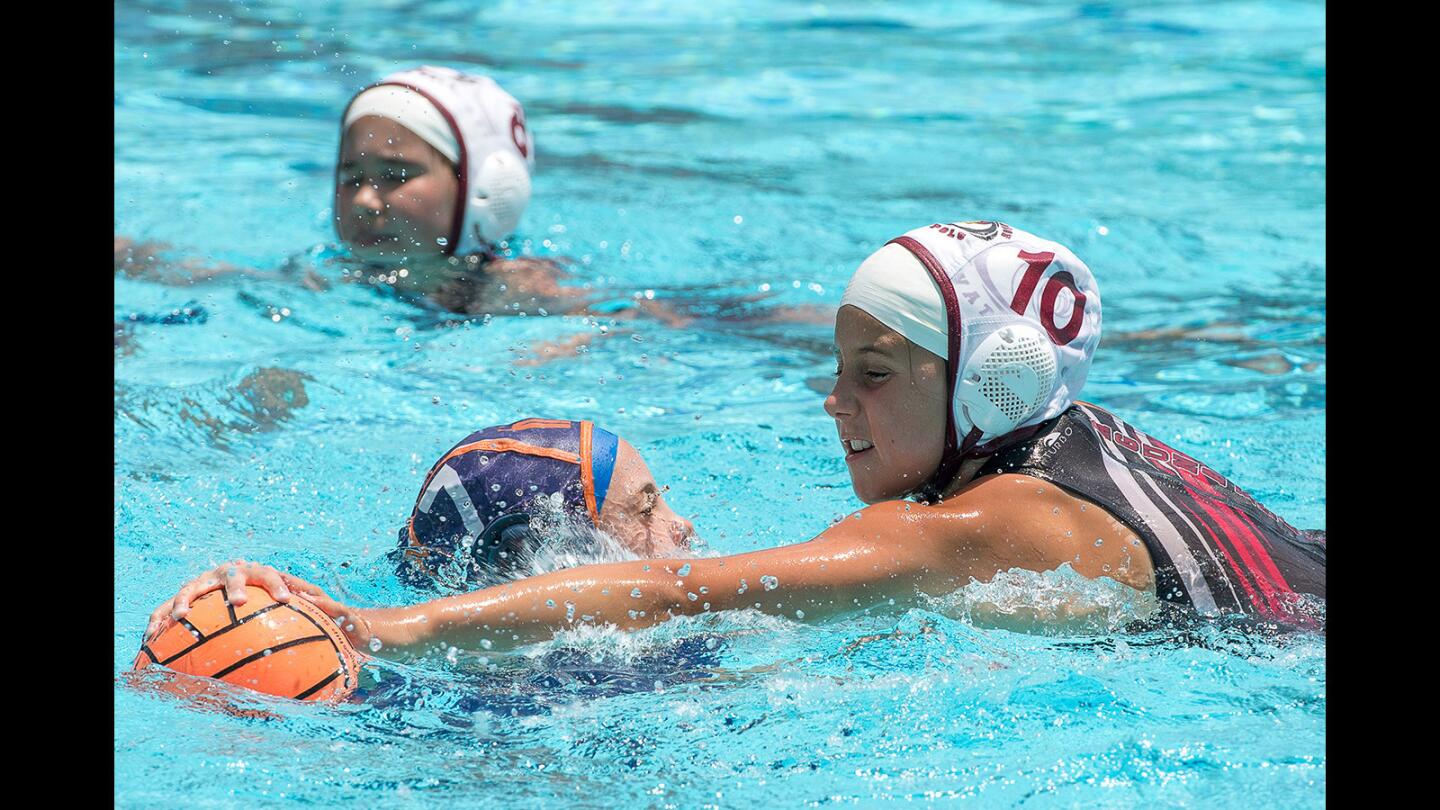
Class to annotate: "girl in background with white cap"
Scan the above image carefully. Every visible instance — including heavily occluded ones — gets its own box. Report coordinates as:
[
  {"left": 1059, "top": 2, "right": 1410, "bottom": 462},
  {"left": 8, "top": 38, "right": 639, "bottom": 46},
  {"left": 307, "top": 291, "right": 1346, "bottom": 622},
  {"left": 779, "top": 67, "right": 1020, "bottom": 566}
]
[
  {"left": 118, "top": 66, "right": 569, "bottom": 316},
  {"left": 118, "top": 65, "right": 825, "bottom": 343},
  {"left": 151, "top": 220, "right": 1325, "bottom": 651},
  {"left": 331, "top": 66, "right": 579, "bottom": 314}
]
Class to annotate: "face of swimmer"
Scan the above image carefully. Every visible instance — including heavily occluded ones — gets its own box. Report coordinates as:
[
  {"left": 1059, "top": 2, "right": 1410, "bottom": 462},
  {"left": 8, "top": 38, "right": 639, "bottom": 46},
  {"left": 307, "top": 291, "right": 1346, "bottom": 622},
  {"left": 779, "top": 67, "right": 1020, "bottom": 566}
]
[
  {"left": 825, "top": 305, "right": 949, "bottom": 504},
  {"left": 597, "top": 440, "right": 695, "bottom": 557},
  {"left": 335, "top": 115, "right": 458, "bottom": 263}
]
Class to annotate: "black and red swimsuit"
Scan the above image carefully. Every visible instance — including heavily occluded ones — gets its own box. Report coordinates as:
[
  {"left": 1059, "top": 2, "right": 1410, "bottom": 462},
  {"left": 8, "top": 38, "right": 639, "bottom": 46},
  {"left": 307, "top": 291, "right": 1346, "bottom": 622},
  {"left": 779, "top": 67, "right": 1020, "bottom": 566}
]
[{"left": 977, "top": 402, "right": 1325, "bottom": 628}]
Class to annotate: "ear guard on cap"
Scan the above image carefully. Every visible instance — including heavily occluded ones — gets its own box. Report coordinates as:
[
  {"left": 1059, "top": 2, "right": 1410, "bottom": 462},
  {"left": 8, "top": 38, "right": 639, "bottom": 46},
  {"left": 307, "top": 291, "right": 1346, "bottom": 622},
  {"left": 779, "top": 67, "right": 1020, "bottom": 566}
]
[
  {"left": 469, "top": 151, "right": 533, "bottom": 245},
  {"left": 956, "top": 321, "right": 1058, "bottom": 438},
  {"left": 470, "top": 512, "right": 533, "bottom": 571}
]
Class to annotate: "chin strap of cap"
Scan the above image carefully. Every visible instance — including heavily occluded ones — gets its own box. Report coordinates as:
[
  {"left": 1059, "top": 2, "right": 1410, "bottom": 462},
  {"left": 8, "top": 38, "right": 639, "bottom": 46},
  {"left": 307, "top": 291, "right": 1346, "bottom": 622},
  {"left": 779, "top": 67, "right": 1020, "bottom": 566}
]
[
  {"left": 887, "top": 236, "right": 967, "bottom": 503},
  {"left": 375, "top": 81, "right": 468, "bottom": 256},
  {"left": 888, "top": 236, "right": 1048, "bottom": 503}
]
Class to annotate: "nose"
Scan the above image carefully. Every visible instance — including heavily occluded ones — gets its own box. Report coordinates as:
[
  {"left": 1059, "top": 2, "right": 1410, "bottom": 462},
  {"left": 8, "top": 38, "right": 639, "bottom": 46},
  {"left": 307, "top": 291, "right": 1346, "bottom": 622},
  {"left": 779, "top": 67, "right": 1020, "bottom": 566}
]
[
  {"left": 351, "top": 182, "right": 384, "bottom": 216},
  {"left": 824, "top": 376, "right": 853, "bottom": 420}
]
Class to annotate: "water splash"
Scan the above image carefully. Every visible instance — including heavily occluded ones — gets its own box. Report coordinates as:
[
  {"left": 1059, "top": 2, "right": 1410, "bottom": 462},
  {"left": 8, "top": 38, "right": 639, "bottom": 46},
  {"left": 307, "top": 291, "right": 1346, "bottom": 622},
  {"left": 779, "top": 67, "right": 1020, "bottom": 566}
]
[{"left": 926, "top": 565, "right": 1160, "bottom": 635}]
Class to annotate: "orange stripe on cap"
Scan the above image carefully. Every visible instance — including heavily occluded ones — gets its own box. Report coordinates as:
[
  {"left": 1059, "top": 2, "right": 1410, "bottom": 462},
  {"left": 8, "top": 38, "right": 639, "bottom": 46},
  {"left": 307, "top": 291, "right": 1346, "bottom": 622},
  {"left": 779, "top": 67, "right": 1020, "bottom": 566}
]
[
  {"left": 505, "top": 418, "right": 574, "bottom": 432},
  {"left": 579, "top": 421, "right": 598, "bottom": 523},
  {"left": 403, "top": 519, "right": 443, "bottom": 576},
  {"left": 438, "top": 438, "right": 580, "bottom": 467}
]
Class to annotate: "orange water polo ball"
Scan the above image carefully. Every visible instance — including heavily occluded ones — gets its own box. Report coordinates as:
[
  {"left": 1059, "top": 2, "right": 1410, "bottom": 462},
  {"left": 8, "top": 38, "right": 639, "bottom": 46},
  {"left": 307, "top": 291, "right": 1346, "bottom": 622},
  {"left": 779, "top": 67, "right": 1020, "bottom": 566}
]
[{"left": 134, "top": 585, "right": 363, "bottom": 702}]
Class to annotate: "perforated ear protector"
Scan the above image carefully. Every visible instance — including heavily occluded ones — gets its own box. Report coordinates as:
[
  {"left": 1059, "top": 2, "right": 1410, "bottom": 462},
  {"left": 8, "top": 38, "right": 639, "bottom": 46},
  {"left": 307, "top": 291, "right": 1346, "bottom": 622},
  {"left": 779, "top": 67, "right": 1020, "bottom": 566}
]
[
  {"left": 469, "top": 150, "right": 533, "bottom": 246},
  {"left": 956, "top": 321, "right": 1058, "bottom": 437}
]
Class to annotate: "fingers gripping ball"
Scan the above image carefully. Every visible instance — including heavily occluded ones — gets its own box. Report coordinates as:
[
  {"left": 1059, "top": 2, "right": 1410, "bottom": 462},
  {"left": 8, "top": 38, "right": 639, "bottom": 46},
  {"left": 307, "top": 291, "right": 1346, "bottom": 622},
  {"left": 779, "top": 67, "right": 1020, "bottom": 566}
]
[{"left": 133, "top": 585, "right": 362, "bottom": 702}]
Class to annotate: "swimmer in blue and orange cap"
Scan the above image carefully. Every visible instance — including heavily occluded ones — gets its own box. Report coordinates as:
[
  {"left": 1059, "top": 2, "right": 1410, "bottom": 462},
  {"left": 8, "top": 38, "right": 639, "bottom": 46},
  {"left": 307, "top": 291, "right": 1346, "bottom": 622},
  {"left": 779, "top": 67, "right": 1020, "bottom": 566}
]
[
  {"left": 145, "top": 417, "right": 693, "bottom": 638},
  {"left": 393, "top": 418, "right": 695, "bottom": 590}
]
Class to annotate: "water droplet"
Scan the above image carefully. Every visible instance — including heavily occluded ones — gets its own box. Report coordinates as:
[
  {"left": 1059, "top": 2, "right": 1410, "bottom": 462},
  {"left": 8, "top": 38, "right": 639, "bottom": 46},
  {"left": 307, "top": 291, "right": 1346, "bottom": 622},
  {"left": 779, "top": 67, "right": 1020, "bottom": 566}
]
[
  {"left": 676, "top": 563, "right": 692, "bottom": 577},
  {"left": 369, "top": 637, "right": 383, "bottom": 652},
  {"left": 794, "top": 609, "right": 805, "bottom": 619},
  {"left": 760, "top": 575, "right": 779, "bottom": 591},
  {"left": 628, "top": 609, "right": 639, "bottom": 619},
  {"left": 545, "top": 598, "right": 557, "bottom": 608},
  {"left": 491, "top": 483, "right": 501, "bottom": 492},
  {"left": 737, "top": 579, "right": 748, "bottom": 595},
  {"left": 631, "top": 588, "right": 643, "bottom": 598},
  {"left": 479, "top": 638, "right": 493, "bottom": 650},
  {"left": 1094, "top": 538, "right": 1104, "bottom": 547},
  {"left": 687, "top": 592, "right": 698, "bottom": 601}
]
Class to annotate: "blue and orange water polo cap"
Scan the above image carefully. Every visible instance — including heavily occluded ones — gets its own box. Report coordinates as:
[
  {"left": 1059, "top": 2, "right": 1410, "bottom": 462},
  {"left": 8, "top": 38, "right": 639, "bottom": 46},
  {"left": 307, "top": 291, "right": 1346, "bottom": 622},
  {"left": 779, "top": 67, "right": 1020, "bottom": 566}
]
[{"left": 397, "top": 418, "right": 619, "bottom": 587}]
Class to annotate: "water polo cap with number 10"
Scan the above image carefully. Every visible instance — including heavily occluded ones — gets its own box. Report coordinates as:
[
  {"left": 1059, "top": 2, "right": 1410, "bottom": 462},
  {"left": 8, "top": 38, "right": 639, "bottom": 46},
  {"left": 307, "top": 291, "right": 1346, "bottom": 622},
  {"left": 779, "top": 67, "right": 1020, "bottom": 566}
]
[{"left": 840, "top": 220, "right": 1102, "bottom": 496}]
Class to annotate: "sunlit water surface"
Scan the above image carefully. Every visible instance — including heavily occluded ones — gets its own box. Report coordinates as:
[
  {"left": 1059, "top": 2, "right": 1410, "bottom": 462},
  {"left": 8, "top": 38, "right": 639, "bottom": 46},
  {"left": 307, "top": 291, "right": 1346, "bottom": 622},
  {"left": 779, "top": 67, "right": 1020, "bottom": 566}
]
[{"left": 115, "top": 1, "right": 1324, "bottom": 806}]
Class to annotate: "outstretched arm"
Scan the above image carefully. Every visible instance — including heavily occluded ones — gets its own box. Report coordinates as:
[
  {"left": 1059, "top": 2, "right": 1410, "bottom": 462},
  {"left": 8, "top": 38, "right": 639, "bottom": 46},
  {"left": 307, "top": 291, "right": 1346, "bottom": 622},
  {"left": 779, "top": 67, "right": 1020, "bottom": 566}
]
[
  {"left": 342, "top": 499, "right": 993, "bottom": 656},
  {"left": 115, "top": 235, "right": 284, "bottom": 286},
  {"left": 144, "top": 477, "right": 1154, "bottom": 658},
  {"left": 147, "top": 500, "right": 983, "bottom": 656}
]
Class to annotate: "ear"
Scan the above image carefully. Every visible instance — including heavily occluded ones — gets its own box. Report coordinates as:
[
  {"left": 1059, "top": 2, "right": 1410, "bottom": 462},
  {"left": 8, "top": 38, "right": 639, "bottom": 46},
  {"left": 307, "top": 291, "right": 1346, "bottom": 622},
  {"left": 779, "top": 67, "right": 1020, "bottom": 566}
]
[{"left": 472, "top": 512, "right": 532, "bottom": 571}]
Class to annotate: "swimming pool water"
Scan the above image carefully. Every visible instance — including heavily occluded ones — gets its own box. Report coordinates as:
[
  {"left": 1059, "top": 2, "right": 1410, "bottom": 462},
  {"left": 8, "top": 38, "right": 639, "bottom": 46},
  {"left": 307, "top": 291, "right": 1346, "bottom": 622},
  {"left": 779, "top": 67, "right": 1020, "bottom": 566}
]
[{"left": 114, "top": 1, "right": 1325, "bottom": 806}]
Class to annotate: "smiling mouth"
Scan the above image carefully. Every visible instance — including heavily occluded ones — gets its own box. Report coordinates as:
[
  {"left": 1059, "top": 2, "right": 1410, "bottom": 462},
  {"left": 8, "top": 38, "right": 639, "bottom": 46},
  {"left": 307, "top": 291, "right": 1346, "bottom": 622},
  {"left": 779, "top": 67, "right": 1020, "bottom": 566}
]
[{"left": 843, "top": 438, "right": 875, "bottom": 458}]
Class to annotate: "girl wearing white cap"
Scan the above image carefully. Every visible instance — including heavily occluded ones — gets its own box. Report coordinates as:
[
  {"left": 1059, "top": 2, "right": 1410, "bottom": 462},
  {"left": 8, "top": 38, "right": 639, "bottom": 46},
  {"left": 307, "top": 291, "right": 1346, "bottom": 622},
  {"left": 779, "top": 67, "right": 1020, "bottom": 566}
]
[
  {"left": 119, "top": 65, "right": 825, "bottom": 332},
  {"left": 153, "top": 220, "right": 1325, "bottom": 648},
  {"left": 333, "top": 66, "right": 574, "bottom": 312},
  {"left": 117, "top": 66, "right": 563, "bottom": 314}
]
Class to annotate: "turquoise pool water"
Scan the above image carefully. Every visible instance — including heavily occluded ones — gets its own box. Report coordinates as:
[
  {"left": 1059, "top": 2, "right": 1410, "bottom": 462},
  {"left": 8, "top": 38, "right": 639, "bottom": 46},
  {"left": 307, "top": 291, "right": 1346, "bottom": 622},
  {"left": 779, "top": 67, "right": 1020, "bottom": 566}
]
[{"left": 114, "top": 1, "right": 1325, "bottom": 805}]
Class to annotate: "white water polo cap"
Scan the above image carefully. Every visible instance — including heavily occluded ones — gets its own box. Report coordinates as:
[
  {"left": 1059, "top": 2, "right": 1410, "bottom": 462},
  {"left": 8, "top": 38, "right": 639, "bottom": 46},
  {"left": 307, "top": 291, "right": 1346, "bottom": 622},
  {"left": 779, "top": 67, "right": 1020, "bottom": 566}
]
[
  {"left": 841, "top": 220, "right": 1102, "bottom": 458},
  {"left": 343, "top": 66, "right": 535, "bottom": 253}
]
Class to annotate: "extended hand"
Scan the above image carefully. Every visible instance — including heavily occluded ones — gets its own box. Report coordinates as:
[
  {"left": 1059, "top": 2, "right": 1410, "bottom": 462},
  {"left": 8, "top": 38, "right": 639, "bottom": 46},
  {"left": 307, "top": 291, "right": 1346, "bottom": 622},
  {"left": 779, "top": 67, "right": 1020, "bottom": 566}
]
[{"left": 143, "top": 560, "right": 343, "bottom": 642}]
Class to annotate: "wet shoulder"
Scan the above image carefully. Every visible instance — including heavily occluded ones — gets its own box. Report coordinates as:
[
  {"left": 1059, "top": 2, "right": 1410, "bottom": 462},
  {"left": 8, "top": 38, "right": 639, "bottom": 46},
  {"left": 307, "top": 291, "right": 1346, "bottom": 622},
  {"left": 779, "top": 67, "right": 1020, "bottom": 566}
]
[{"left": 943, "top": 474, "right": 1155, "bottom": 591}]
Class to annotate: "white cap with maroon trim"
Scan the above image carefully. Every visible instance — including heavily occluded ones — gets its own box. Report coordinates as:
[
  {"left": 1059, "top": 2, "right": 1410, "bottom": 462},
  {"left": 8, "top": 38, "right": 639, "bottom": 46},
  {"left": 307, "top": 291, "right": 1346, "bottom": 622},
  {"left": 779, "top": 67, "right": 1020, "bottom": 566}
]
[
  {"left": 351, "top": 66, "right": 536, "bottom": 253},
  {"left": 840, "top": 220, "right": 1102, "bottom": 456}
]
